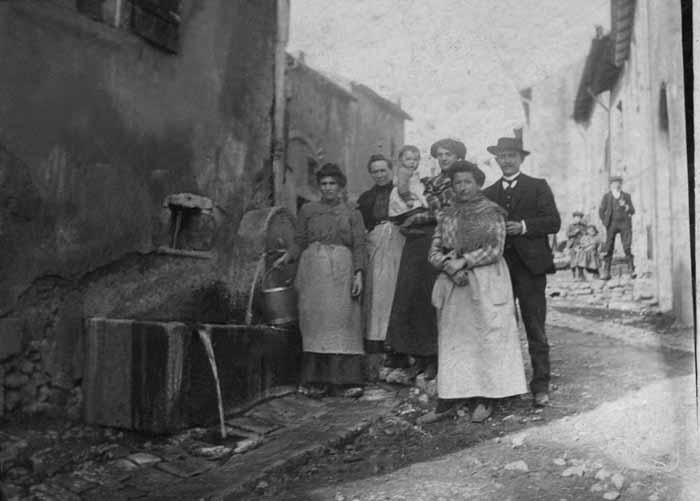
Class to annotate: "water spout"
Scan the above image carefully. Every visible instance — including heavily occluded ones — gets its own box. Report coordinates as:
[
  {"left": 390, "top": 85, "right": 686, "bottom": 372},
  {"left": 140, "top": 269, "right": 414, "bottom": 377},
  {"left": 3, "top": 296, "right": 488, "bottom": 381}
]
[{"left": 196, "top": 326, "right": 226, "bottom": 439}]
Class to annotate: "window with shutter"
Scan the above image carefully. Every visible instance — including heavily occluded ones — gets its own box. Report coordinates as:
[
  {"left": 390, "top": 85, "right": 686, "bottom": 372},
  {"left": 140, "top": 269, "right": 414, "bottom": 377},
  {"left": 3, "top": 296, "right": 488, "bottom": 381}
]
[
  {"left": 129, "top": 0, "right": 182, "bottom": 53},
  {"left": 76, "top": 0, "right": 105, "bottom": 21}
]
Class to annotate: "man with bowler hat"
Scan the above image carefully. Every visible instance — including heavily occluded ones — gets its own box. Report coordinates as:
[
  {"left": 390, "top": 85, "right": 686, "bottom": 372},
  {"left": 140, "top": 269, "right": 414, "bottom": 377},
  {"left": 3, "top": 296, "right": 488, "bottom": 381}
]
[
  {"left": 598, "top": 176, "right": 635, "bottom": 280},
  {"left": 483, "top": 137, "right": 561, "bottom": 407}
]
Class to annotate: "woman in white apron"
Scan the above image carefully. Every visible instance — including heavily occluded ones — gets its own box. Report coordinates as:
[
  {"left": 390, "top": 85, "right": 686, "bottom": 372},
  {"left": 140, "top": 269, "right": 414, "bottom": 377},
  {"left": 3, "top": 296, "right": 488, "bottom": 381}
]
[
  {"left": 356, "top": 154, "right": 405, "bottom": 359},
  {"left": 420, "top": 160, "right": 527, "bottom": 424},
  {"left": 280, "top": 163, "right": 367, "bottom": 398}
]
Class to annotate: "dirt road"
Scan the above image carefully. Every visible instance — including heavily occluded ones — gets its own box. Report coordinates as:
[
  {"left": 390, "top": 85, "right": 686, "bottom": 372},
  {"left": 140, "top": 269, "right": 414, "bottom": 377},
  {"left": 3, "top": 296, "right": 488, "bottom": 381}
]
[{"left": 244, "top": 308, "right": 697, "bottom": 500}]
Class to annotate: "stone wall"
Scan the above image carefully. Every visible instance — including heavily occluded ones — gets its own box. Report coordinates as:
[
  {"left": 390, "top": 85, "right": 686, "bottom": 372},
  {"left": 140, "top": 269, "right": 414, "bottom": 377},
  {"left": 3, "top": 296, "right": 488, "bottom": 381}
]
[
  {"left": 285, "top": 58, "right": 356, "bottom": 209},
  {"left": 285, "top": 55, "right": 408, "bottom": 206},
  {"left": 522, "top": 58, "right": 611, "bottom": 244},
  {"left": 1, "top": 320, "right": 82, "bottom": 418},
  {"left": 0, "top": 0, "right": 282, "bottom": 417},
  {"left": 348, "top": 88, "right": 406, "bottom": 201},
  {"left": 604, "top": 0, "right": 690, "bottom": 322},
  {"left": 522, "top": 0, "right": 692, "bottom": 325}
]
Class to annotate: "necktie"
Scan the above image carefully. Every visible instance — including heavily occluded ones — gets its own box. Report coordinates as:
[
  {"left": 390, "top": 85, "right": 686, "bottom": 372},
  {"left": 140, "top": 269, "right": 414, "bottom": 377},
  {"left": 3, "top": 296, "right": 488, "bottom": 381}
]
[{"left": 503, "top": 178, "right": 516, "bottom": 191}]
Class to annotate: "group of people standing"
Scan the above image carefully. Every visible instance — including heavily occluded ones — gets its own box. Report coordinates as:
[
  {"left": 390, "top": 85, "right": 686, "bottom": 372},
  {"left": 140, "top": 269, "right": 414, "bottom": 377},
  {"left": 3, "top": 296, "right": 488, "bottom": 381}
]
[
  {"left": 278, "top": 135, "right": 561, "bottom": 423},
  {"left": 566, "top": 175, "right": 636, "bottom": 281}
]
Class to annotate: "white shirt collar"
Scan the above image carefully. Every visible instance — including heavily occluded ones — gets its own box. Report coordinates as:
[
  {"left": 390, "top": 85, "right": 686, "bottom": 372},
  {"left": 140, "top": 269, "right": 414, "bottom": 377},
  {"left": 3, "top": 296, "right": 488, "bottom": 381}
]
[
  {"left": 611, "top": 188, "right": 621, "bottom": 198},
  {"left": 502, "top": 173, "right": 521, "bottom": 189}
]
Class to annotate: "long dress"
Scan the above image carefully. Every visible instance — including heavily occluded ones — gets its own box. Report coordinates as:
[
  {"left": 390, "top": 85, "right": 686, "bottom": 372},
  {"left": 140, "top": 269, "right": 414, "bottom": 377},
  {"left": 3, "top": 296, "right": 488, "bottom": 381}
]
[
  {"left": 574, "top": 234, "right": 603, "bottom": 271},
  {"left": 428, "top": 198, "right": 528, "bottom": 399},
  {"left": 291, "top": 200, "right": 367, "bottom": 385},
  {"left": 384, "top": 172, "right": 453, "bottom": 357},
  {"left": 566, "top": 222, "right": 586, "bottom": 266},
  {"left": 356, "top": 183, "right": 405, "bottom": 353}
]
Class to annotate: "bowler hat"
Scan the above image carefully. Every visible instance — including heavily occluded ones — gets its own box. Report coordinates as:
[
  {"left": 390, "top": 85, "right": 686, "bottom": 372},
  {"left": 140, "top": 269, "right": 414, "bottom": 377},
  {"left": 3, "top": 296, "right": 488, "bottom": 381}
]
[
  {"left": 430, "top": 138, "right": 467, "bottom": 159},
  {"left": 486, "top": 137, "right": 530, "bottom": 157},
  {"left": 609, "top": 175, "right": 623, "bottom": 183}
]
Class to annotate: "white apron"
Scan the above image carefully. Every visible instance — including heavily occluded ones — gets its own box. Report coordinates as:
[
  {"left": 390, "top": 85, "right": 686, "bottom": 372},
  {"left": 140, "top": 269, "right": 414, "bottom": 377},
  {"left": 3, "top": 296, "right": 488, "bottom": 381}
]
[
  {"left": 364, "top": 222, "right": 405, "bottom": 342},
  {"left": 432, "top": 257, "right": 528, "bottom": 399},
  {"left": 295, "top": 242, "right": 364, "bottom": 355}
]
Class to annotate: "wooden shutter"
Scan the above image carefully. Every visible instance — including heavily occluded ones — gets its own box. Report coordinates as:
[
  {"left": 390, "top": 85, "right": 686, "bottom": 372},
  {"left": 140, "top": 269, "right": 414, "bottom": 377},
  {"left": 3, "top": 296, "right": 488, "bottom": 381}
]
[{"left": 129, "top": 0, "right": 182, "bottom": 53}]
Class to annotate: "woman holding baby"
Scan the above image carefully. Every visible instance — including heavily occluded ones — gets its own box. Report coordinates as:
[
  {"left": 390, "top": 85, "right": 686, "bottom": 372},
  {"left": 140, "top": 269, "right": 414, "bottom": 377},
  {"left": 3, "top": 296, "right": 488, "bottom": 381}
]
[{"left": 379, "top": 139, "right": 466, "bottom": 379}]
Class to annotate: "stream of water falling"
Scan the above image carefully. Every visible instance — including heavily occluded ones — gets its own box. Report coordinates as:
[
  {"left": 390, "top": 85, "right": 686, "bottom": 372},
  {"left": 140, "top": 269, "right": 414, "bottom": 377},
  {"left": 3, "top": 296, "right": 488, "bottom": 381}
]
[{"left": 196, "top": 327, "right": 227, "bottom": 439}]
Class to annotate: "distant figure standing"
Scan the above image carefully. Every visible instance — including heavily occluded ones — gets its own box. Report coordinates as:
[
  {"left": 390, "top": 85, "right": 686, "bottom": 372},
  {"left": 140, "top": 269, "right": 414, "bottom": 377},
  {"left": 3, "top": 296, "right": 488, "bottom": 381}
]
[
  {"left": 566, "top": 211, "right": 587, "bottom": 280},
  {"left": 598, "top": 176, "right": 635, "bottom": 279},
  {"left": 483, "top": 136, "right": 561, "bottom": 408}
]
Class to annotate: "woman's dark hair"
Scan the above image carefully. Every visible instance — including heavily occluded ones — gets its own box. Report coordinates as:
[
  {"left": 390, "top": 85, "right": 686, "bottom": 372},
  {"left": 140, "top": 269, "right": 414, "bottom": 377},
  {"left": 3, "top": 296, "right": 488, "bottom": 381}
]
[
  {"left": 316, "top": 163, "right": 347, "bottom": 187},
  {"left": 366, "top": 154, "right": 392, "bottom": 172},
  {"left": 587, "top": 224, "right": 599, "bottom": 235},
  {"left": 429, "top": 138, "right": 467, "bottom": 159},
  {"left": 446, "top": 160, "right": 485, "bottom": 187},
  {"left": 397, "top": 144, "right": 420, "bottom": 160}
]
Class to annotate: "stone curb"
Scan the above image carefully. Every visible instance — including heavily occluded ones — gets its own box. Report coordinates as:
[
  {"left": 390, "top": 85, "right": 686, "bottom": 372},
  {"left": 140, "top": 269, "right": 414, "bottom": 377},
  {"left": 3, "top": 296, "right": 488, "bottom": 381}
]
[
  {"left": 547, "top": 309, "right": 693, "bottom": 354},
  {"left": 212, "top": 416, "right": 377, "bottom": 500},
  {"left": 141, "top": 394, "right": 401, "bottom": 500}
]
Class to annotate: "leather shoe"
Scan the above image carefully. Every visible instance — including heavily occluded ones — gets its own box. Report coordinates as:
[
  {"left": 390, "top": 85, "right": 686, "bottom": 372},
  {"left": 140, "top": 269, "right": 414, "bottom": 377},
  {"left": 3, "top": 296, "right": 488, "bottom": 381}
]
[
  {"left": 471, "top": 402, "right": 493, "bottom": 423},
  {"left": 533, "top": 392, "right": 550, "bottom": 407},
  {"left": 421, "top": 361, "right": 438, "bottom": 380},
  {"left": 416, "top": 406, "right": 455, "bottom": 425}
]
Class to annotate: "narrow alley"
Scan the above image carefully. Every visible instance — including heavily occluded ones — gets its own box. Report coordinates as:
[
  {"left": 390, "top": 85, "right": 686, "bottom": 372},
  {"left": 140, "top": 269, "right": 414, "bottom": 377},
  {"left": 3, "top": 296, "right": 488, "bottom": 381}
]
[{"left": 0, "top": 1, "right": 696, "bottom": 500}]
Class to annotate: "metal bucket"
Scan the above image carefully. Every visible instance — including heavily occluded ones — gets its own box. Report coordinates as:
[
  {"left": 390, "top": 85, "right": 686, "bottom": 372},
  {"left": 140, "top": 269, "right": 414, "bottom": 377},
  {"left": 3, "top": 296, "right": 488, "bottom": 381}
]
[{"left": 261, "top": 285, "right": 298, "bottom": 326}]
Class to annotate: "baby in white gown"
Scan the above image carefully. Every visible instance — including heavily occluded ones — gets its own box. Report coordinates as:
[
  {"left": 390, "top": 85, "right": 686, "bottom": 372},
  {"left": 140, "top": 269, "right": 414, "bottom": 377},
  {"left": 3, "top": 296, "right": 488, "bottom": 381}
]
[{"left": 389, "top": 145, "right": 428, "bottom": 221}]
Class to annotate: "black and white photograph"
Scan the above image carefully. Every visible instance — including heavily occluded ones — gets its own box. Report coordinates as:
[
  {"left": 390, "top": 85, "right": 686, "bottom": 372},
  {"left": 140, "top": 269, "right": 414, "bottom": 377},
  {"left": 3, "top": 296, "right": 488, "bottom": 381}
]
[{"left": 0, "top": 1, "right": 696, "bottom": 499}]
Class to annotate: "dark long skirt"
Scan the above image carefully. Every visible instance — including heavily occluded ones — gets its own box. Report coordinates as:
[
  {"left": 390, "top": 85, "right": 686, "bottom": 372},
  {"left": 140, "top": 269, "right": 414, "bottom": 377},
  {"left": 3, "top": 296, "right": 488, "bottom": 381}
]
[
  {"left": 385, "top": 227, "right": 439, "bottom": 356},
  {"left": 300, "top": 353, "right": 364, "bottom": 385}
]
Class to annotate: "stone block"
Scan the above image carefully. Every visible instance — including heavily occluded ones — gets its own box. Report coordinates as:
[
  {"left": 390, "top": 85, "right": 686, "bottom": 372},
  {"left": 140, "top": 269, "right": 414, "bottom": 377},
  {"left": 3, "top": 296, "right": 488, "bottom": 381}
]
[
  {"left": 3, "top": 371, "right": 28, "bottom": 389},
  {"left": 632, "top": 279, "right": 656, "bottom": 301},
  {"left": 83, "top": 318, "right": 191, "bottom": 433},
  {"left": 0, "top": 318, "right": 23, "bottom": 361},
  {"left": 163, "top": 193, "right": 213, "bottom": 211},
  {"left": 607, "top": 300, "right": 640, "bottom": 312},
  {"left": 127, "top": 452, "right": 162, "bottom": 466},
  {"left": 84, "top": 319, "right": 301, "bottom": 432},
  {"left": 4, "top": 389, "right": 20, "bottom": 412},
  {"left": 156, "top": 457, "right": 214, "bottom": 478}
]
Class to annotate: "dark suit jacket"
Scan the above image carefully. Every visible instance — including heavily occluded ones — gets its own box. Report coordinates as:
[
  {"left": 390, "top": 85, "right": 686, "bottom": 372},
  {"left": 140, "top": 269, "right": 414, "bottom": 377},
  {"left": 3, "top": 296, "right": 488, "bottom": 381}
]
[
  {"left": 483, "top": 173, "right": 561, "bottom": 275},
  {"left": 598, "top": 191, "right": 634, "bottom": 228}
]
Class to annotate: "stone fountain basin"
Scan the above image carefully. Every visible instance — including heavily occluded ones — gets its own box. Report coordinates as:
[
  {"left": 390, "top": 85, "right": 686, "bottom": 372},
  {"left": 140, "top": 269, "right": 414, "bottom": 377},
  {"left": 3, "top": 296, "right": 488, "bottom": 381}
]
[{"left": 83, "top": 318, "right": 301, "bottom": 434}]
